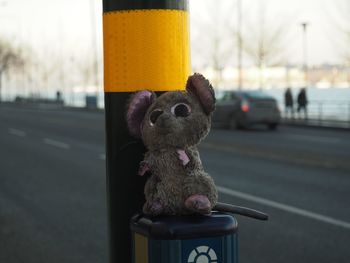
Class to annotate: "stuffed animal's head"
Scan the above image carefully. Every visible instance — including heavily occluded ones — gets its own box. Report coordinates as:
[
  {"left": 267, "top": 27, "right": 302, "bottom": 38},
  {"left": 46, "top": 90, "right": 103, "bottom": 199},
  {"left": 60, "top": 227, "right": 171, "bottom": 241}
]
[{"left": 126, "top": 73, "right": 216, "bottom": 150}]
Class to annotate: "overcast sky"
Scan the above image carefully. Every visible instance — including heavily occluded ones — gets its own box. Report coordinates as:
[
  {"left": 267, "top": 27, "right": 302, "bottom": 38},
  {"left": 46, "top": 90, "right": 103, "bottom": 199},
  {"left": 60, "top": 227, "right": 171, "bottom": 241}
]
[{"left": 0, "top": 0, "right": 348, "bottom": 67}]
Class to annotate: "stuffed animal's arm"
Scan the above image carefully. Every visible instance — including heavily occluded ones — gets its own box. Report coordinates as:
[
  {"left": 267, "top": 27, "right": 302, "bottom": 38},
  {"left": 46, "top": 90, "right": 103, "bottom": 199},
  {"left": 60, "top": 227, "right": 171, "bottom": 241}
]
[
  {"left": 138, "top": 153, "right": 154, "bottom": 176},
  {"left": 138, "top": 161, "right": 150, "bottom": 176},
  {"left": 181, "top": 147, "right": 203, "bottom": 170},
  {"left": 144, "top": 174, "right": 158, "bottom": 198}
]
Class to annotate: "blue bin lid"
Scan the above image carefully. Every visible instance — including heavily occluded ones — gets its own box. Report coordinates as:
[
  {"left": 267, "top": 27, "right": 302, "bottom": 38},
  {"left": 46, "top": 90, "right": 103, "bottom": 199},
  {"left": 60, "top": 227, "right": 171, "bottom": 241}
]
[{"left": 130, "top": 212, "right": 238, "bottom": 240}]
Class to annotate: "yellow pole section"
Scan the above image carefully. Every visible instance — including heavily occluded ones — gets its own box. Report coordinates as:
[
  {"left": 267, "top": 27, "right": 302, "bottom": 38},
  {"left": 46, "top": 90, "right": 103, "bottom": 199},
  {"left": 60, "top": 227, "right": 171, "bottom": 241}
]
[{"left": 103, "top": 10, "right": 191, "bottom": 92}]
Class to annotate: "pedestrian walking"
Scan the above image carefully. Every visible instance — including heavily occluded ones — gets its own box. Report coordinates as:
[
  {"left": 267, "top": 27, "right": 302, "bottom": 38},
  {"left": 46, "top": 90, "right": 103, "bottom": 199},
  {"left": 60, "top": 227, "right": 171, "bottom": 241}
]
[
  {"left": 284, "top": 87, "right": 294, "bottom": 118},
  {"left": 297, "top": 88, "right": 308, "bottom": 119}
]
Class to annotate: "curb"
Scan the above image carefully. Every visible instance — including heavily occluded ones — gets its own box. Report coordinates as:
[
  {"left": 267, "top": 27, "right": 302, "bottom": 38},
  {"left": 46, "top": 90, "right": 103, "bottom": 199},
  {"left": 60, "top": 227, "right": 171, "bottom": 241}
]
[{"left": 282, "top": 120, "right": 350, "bottom": 131}]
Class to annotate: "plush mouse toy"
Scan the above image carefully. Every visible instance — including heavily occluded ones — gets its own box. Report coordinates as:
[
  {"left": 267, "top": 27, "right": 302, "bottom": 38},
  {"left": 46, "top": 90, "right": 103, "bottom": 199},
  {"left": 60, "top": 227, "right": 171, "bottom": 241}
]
[{"left": 126, "top": 73, "right": 218, "bottom": 216}]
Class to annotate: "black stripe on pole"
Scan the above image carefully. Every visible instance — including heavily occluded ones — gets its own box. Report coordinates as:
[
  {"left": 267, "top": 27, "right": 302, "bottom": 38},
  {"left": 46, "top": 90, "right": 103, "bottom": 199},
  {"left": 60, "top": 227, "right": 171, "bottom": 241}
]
[
  {"left": 104, "top": 92, "right": 148, "bottom": 263},
  {"left": 105, "top": 92, "right": 166, "bottom": 263},
  {"left": 103, "top": 0, "right": 187, "bottom": 12}
]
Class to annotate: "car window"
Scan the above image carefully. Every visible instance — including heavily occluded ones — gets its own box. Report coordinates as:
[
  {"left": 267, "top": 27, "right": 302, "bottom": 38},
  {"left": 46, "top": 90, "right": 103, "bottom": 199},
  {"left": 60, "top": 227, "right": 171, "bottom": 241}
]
[
  {"left": 219, "top": 92, "right": 239, "bottom": 102},
  {"left": 244, "top": 91, "right": 272, "bottom": 99},
  {"left": 220, "top": 92, "right": 232, "bottom": 101}
]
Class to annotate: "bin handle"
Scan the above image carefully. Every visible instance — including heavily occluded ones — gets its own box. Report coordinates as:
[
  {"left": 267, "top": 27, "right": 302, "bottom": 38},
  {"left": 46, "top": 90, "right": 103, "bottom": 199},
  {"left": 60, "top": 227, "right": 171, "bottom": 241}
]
[{"left": 214, "top": 202, "right": 268, "bottom": 221}]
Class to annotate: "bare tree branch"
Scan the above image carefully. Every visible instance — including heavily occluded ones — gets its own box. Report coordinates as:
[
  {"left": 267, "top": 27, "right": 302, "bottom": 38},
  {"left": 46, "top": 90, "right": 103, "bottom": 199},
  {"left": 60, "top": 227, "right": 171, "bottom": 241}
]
[
  {"left": 0, "top": 38, "right": 26, "bottom": 101},
  {"left": 238, "top": 1, "right": 292, "bottom": 88},
  {"left": 0, "top": 40, "right": 24, "bottom": 72},
  {"left": 327, "top": 0, "right": 350, "bottom": 65},
  {"left": 191, "top": 0, "right": 235, "bottom": 85}
]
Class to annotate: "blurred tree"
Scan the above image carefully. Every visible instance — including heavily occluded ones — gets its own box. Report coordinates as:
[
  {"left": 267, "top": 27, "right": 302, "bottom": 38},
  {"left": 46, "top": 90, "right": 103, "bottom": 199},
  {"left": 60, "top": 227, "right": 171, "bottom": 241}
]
[
  {"left": 0, "top": 39, "right": 25, "bottom": 102},
  {"left": 337, "top": 0, "right": 350, "bottom": 87},
  {"left": 190, "top": 0, "right": 234, "bottom": 88},
  {"left": 335, "top": 0, "right": 350, "bottom": 64},
  {"left": 241, "top": 2, "right": 289, "bottom": 89},
  {"left": 327, "top": 0, "right": 350, "bottom": 87},
  {"left": 40, "top": 59, "right": 57, "bottom": 98},
  {"left": 191, "top": 0, "right": 292, "bottom": 89},
  {"left": 76, "top": 50, "right": 102, "bottom": 92},
  {"left": 78, "top": 54, "right": 94, "bottom": 89}
]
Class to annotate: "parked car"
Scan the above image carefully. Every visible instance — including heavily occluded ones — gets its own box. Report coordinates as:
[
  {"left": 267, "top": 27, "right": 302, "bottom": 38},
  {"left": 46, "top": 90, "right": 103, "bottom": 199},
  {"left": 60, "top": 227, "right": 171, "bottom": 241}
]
[{"left": 213, "top": 90, "right": 281, "bottom": 130}]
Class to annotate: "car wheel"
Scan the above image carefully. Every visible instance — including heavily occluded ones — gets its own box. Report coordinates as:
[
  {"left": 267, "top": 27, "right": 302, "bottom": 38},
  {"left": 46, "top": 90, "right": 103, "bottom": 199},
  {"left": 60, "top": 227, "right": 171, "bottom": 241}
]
[
  {"left": 267, "top": 123, "right": 278, "bottom": 130},
  {"left": 229, "top": 116, "right": 243, "bottom": 130}
]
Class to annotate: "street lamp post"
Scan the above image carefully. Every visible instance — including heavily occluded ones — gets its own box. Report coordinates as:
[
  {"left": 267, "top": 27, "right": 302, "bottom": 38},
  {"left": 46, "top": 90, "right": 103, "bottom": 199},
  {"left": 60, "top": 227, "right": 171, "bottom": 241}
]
[
  {"left": 237, "top": 0, "right": 243, "bottom": 90},
  {"left": 301, "top": 22, "right": 309, "bottom": 87},
  {"left": 89, "top": 0, "right": 100, "bottom": 101}
]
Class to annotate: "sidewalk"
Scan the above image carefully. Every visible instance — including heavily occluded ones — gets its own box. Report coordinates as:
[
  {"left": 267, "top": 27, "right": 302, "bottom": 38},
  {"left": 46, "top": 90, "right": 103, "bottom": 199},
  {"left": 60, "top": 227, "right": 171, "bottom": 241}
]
[
  {"left": 2, "top": 101, "right": 349, "bottom": 130},
  {"left": 282, "top": 118, "right": 350, "bottom": 130}
]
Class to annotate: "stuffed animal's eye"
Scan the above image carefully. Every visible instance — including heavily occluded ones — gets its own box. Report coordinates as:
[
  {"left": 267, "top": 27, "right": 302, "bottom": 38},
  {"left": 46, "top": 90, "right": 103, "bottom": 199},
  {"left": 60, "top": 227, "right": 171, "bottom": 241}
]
[
  {"left": 171, "top": 103, "right": 191, "bottom": 117},
  {"left": 149, "top": 109, "right": 163, "bottom": 126}
]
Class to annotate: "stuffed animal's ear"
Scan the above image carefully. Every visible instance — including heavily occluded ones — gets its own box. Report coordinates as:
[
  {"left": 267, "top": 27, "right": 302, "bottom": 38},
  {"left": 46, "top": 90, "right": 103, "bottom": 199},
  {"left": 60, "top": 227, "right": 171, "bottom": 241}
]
[
  {"left": 126, "top": 90, "right": 155, "bottom": 138},
  {"left": 186, "top": 73, "right": 216, "bottom": 115}
]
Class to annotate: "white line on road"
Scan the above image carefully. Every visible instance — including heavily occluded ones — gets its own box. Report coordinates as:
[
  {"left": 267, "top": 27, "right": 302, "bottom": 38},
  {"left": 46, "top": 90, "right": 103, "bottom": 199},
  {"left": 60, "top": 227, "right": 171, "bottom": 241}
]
[
  {"left": 217, "top": 185, "right": 350, "bottom": 230},
  {"left": 8, "top": 128, "right": 26, "bottom": 137},
  {"left": 43, "top": 138, "right": 70, "bottom": 150}
]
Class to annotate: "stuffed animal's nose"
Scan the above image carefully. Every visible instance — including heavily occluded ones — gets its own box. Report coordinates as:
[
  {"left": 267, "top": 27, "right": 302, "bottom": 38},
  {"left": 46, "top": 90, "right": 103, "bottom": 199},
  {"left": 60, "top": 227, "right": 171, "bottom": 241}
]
[{"left": 149, "top": 109, "right": 163, "bottom": 125}]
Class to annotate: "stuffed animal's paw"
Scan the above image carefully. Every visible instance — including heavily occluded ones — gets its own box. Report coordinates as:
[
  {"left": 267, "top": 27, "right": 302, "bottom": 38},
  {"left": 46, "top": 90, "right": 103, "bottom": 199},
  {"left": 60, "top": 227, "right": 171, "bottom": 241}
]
[
  {"left": 185, "top": 194, "right": 211, "bottom": 214},
  {"left": 143, "top": 200, "right": 164, "bottom": 216},
  {"left": 138, "top": 161, "right": 150, "bottom": 176}
]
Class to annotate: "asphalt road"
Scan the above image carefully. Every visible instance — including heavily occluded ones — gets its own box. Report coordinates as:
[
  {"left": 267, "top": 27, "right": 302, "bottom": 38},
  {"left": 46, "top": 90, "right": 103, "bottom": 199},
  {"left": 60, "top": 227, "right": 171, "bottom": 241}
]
[{"left": 0, "top": 105, "right": 349, "bottom": 263}]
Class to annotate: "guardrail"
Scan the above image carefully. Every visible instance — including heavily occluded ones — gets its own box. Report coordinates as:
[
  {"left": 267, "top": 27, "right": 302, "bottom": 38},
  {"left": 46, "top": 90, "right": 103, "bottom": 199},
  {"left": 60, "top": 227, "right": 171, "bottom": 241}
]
[{"left": 282, "top": 100, "right": 350, "bottom": 128}]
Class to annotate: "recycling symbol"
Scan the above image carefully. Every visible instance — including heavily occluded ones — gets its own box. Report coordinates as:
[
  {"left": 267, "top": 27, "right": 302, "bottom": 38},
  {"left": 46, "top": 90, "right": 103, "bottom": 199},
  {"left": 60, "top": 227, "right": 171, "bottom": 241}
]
[{"left": 187, "top": 245, "right": 218, "bottom": 263}]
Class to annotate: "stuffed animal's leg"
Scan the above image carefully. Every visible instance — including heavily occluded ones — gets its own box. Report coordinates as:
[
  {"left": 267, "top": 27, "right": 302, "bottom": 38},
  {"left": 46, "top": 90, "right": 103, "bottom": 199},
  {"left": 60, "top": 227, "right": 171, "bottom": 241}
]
[
  {"left": 143, "top": 199, "right": 164, "bottom": 216},
  {"left": 185, "top": 194, "right": 211, "bottom": 214},
  {"left": 183, "top": 173, "right": 218, "bottom": 214},
  {"left": 143, "top": 175, "right": 166, "bottom": 216}
]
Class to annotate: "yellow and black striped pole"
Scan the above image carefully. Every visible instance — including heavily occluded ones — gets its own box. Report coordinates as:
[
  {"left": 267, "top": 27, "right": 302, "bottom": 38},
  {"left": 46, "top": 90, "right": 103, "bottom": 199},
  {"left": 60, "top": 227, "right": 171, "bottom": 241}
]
[{"left": 102, "top": 0, "right": 190, "bottom": 262}]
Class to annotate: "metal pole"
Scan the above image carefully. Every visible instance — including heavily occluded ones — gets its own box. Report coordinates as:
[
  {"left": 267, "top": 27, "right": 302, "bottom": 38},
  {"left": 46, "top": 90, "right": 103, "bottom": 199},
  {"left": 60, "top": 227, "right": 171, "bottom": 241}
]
[
  {"left": 102, "top": 1, "right": 190, "bottom": 262},
  {"left": 237, "top": 0, "right": 243, "bottom": 90},
  {"left": 89, "top": 0, "right": 99, "bottom": 100},
  {"left": 0, "top": 71, "right": 2, "bottom": 102},
  {"left": 258, "top": 2, "right": 265, "bottom": 90},
  {"left": 318, "top": 102, "right": 323, "bottom": 125},
  {"left": 348, "top": 102, "right": 350, "bottom": 126},
  {"left": 301, "top": 22, "right": 309, "bottom": 87}
]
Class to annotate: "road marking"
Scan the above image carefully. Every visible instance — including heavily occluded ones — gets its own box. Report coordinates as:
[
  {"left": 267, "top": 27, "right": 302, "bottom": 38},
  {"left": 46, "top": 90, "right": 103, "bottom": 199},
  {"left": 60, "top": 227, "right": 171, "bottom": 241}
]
[
  {"left": 8, "top": 128, "right": 26, "bottom": 137},
  {"left": 217, "top": 185, "right": 350, "bottom": 230},
  {"left": 43, "top": 138, "right": 70, "bottom": 150},
  {"left": 99, "top": 153, "right": 106, "bottom": 160},
  {"left": 201, "top": 142, "right": 348, "bottom": 170}
]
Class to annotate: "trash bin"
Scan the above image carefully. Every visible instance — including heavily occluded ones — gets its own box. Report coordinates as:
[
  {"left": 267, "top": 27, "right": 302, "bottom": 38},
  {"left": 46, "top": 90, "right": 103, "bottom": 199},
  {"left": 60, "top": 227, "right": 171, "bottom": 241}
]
[
  {"left": 131, "top": 212, "right": 238, "bottom": 263},
  {"left": 85, "top": 95, "right": 97, "bottom": 109}
]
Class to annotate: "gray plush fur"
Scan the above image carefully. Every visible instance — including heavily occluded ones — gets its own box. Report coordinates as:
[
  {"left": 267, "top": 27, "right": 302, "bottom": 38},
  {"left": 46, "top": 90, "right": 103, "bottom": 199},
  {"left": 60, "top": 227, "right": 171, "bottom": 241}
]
[{"left": 127, "top": 73, "right": 218, "bottom": 215}]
